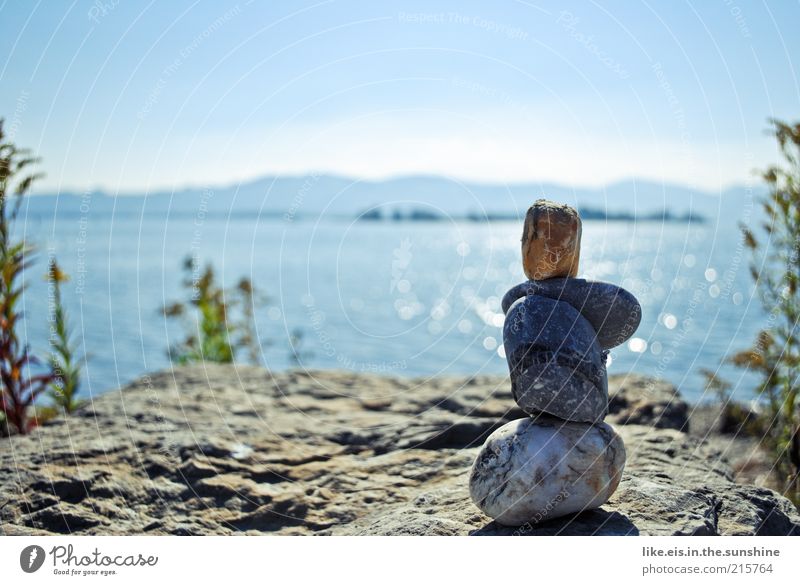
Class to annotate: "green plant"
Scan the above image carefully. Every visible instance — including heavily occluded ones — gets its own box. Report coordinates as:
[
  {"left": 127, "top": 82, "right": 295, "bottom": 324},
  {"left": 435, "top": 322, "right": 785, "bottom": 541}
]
[
  {"left": 46, "top": 258, "right": 84, "bottom": 413},
  {"left": 728, "top": 120, "right": 800, "bottom": 502},
  {"left": 0, "top": 118, "right": 55, "bottom": 435},
  {"left": 700, "top": 368, "right": 764, "bottom": 436},
  {"left": 162, "top": 256, "right": 265, "bottom": 364}
]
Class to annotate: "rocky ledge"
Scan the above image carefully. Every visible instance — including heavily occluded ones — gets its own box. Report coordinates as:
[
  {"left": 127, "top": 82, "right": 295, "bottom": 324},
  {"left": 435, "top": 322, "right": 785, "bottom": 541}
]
[{"left": 1, "top": 365, "right": 798, "bottom": 535}]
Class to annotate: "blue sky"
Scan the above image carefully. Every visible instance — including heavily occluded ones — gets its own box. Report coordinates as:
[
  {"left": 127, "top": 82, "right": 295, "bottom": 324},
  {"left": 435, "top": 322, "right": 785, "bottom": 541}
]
[{"left": 1, "top": 0, "right": 798, "bottom": 193}]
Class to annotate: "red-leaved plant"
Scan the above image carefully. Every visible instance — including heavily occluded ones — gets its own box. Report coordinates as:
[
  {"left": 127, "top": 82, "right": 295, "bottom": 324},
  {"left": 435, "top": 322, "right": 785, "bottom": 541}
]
[{"left": 0, "top": 118, "right": 55, "bottom": 435}]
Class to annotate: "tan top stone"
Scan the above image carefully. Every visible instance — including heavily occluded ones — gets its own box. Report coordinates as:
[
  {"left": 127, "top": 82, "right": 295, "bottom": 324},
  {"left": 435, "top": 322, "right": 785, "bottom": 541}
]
[{"left": 521, "top": 199, "right": 581, "bottom": 280}]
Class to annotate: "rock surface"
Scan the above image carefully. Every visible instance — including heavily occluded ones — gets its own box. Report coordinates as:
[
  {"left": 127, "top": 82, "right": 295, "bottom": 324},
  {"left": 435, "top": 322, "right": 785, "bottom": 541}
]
[
  {"left": 607, "top": 374, "right": 689, "bottom": 430},
  {"left": 469, "top": 417, "right": 625, "bottom": 525},
  {"left": 0, "top": 366, "right": 797, "bottom": 535}
]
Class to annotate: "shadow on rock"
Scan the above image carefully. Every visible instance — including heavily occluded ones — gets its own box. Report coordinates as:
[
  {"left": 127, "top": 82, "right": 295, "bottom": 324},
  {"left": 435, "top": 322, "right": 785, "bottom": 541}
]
[{"left": 470, "top": 508, "right": 639, "bottom": 536}]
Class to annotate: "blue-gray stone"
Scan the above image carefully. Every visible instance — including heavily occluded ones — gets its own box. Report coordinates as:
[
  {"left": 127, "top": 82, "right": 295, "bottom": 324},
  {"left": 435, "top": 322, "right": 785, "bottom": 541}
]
[{"left": 501, "top": 278, "right": 641, "bottom": 422}]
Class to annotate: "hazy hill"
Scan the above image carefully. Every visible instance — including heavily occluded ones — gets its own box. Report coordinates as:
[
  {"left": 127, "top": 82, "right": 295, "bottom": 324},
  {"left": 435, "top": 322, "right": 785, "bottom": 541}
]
[{"left": 23, "top": 174, "right": 757, "bottom": 223}]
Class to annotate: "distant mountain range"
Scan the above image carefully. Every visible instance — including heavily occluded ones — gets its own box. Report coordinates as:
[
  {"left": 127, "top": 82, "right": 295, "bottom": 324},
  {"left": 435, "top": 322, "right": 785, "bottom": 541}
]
[{"left": 23, "top": 174, "right": 759, "bottom": 223}]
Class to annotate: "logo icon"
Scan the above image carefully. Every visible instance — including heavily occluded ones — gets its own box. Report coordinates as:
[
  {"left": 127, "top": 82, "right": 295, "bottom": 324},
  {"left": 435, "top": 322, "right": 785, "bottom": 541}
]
[{"left": 20, "top": 545, "right": 45, "bottom": 573}]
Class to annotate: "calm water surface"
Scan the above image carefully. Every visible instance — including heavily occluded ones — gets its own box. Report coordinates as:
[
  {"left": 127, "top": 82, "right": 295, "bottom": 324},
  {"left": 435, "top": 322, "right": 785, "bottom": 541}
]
[{"left": 20, "top": 211, "right": 763, "bottom": 403}]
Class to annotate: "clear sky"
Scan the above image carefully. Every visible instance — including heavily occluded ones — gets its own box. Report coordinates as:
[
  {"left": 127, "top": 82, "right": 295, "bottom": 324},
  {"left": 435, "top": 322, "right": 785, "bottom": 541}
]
[{"left": 1, "top": 0, "right": 798, "bottom": 193}]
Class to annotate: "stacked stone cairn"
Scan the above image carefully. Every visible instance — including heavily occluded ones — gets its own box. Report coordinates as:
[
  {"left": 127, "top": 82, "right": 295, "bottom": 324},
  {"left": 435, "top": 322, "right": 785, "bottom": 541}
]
[{"left": 469, "top": 200, "right": 642, "bottom": 526}]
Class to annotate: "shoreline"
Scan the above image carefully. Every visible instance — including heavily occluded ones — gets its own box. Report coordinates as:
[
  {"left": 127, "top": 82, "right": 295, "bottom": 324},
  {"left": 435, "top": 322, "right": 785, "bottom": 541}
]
[
  {"left": 51, "top": 365, "right": 761, "bottom": 411},
  {"left": 1, "top": 365, "right": 797, "bottom": 535}
]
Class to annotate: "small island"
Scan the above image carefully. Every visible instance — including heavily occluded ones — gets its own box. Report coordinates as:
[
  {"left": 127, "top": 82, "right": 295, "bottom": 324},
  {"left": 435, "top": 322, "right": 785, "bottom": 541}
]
[{"left": 357, "top": 206, "right": 706, "bottom": 223}]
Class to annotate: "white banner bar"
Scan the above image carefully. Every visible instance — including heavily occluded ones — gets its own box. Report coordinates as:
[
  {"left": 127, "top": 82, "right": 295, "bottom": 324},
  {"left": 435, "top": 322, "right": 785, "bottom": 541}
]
[{"left": 1, "top": 536, "right": 798, "bottom": 584}]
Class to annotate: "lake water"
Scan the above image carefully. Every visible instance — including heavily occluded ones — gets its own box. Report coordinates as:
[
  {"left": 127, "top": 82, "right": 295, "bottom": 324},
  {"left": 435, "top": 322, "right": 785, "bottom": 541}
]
[{"left": 19, "top": 209, "right": 764, "bottom": 403}]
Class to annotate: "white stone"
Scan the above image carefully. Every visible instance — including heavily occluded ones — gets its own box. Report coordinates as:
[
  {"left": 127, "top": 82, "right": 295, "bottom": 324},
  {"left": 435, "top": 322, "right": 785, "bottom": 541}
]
[{"left": 469, "top": 417, "right": 625, "bottom": 526}]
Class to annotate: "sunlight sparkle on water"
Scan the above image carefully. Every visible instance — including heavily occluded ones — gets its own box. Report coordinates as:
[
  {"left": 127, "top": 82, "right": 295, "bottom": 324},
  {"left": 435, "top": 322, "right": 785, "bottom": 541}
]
[{"left": 628, "top": 337, "right": 648, "bottom": 353}]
